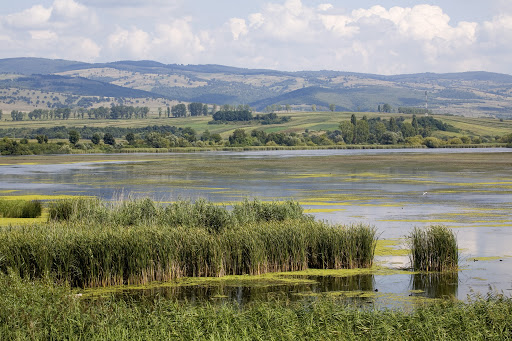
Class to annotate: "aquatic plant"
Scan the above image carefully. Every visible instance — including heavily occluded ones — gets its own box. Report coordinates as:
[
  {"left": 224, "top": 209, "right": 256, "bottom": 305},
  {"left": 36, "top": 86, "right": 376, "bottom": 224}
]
[
  {"left": 47, "top": 197, "right": 308, "bottom": 232},
  {"left": 409, "top": 225, "right": 458, "bottom": 271},
  {"left": 0, "top": 199, "right": 42, "bottom": 218},
  {"left": 0, "top": 203, "right": 376, "bottom": 287}
]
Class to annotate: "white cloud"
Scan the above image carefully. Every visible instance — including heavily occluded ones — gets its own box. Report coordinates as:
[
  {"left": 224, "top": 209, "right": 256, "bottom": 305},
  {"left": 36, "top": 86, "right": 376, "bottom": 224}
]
[
  {"left": 3, "top": 5, "right": 52, "bottom": 29},
  {"left": 30, "top": 30, "right": 58, "bottom": 40},
  {"left": 52, "top": 0, "right": 89, "bottom": 18},
  {"left": 107, "top": 27, "right": 151, "bottom": 59},
  {"left": 317, "top": 4, "right": 333, "bottom": 12},
  {"left": 228, "top": 18, "right": 247, "bottom": 40},
  {"left": 0, "top": 0, "right": 510, "bottom": 74}
]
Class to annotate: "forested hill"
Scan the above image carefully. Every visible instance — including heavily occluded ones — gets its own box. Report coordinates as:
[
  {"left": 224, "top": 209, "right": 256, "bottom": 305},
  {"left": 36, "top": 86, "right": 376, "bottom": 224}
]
[{"left": 1, "top": 57, "right": 512, "bottom": 118}]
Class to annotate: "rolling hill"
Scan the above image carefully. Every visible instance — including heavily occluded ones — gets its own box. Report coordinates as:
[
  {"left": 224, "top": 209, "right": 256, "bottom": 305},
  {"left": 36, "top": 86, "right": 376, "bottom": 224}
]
[{"left": 0, "top": 57, "right": 511, "bottom": 118}]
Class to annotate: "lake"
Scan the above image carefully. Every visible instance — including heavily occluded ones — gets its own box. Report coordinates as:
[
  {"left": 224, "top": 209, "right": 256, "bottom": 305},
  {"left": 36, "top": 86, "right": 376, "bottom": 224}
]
[{"left": 1, "top": 148, "right": 511, "bottom": 307}]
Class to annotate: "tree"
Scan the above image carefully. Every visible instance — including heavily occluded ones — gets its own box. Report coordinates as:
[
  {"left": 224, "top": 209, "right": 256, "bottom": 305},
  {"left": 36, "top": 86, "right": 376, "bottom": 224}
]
[
  {"left": 158, "top": 107, "right": 162, "bottom": 119},
  {"left": 188, "top": 102, "right": 204, "bottom": 116},
  {"left": 374, "top": 122, "right": 387, "bottom": 142},
  {"left": 412, "top": 114, "right": 419, "bottom": 133},
  {"left": 181, "top": 127, "right": 197, "bottom": 142},
  {"left": 311, "top": 104, "right": 316, "bottom": 112},
  {"left": 126, "top": 132, "right": 136, "bottom": 145},
  {"left": 68, "top": 130, "right": 80, "bottom": 145},
  {"left": 350, "top": 114, "right": 357, "bottom": 143},
  {"left": 401, "top": 122, "right": 416, "bottom": 138},
  {"left": 389, "top": 117, "right": 398, "bottom": 132},
  {"left": 382, "top": 103, "right": 392, "bottom": 113},
  {"left": 171, "top": 104, "right": 187, "bottom": 117},
  {"left": 0, "top": 109, "right": 2, "bottom": 120},
  {"left": 285, "top": 104, "right": 291, "bottom": 112},
  {"left": 91, "top": 133, "right": 101, "bottom": 145},
  {"left": 329, "top": 104, "right": 336, "bottom": 112},
  {"left": 11, "top": 110, "right": 24, "bottom": 121},
  {"left": 103, "top": 133, "right": 115, "bottom": 146},
  {"left": 355, "top": 120, "right": 370, "bottom": 144},
  {"left": 229, "top": 129, "right": 250, "bottom": 146},
  {"left": 211, "top": 133, "right": 222, "bottom": 144},
  {"left": 339, "top": 121, "right": 354, "bottom": 144},
  {"left": 36, "top": 135, "right": 48, "bottom": 144},
  {"left": 166, "top": 106, "right": 171, "bottom": 118}
]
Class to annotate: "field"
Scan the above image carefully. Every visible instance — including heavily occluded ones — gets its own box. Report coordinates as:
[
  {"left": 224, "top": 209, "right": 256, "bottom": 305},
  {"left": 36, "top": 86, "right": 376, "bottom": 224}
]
[{"left": 1, "top": 110, "right": 511, "bottom": 140}]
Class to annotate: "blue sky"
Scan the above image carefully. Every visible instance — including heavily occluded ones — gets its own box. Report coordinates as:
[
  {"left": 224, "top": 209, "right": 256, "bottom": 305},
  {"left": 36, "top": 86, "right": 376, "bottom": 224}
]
[{"left": 0, "top": 0, "right": 510, "bottom": 74}]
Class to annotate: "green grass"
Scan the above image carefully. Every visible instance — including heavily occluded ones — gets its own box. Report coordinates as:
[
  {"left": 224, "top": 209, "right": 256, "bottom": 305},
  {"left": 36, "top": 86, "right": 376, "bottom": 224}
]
[
  {"left": 1, "top": 198, "right": 377, "bottom": 287},
  {"left": 1, "top": 272, "right": 511, "bottom": 340},
  {"left": 409, "top": 225, "right": 458, "bottom": 272}
]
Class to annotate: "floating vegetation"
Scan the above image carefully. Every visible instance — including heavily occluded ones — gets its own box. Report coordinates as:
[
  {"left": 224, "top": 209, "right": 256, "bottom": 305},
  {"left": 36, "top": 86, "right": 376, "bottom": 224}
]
[
  {"left": 409, "top": 225, "right": 458, "bottom": 271},
  {"left": 470, "top": 256, "right": 510, "bottom": 262},
  {"left": 374, "top": 239, "right": 410, "bottom": 257}
]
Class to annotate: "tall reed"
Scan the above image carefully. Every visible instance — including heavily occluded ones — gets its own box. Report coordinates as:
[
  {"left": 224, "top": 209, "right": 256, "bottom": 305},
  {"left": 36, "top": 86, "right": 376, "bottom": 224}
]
[
  {"left": 0, "top": 199, "right": 42, "bottom": 218},
  {"left": 409, "top": 225, "right": 458, "bottom": 271},
  {"left": 0, "top": 218, "right": 376, "bottom": 287},
  {"left": 47, "top": 197, "right": 308, "bottom": 232}
]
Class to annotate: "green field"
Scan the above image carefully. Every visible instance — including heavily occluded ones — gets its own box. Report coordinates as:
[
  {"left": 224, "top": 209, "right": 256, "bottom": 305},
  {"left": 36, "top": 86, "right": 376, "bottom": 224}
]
[{"left": 2, "top": 111, "right": 511, "bottom": 139}]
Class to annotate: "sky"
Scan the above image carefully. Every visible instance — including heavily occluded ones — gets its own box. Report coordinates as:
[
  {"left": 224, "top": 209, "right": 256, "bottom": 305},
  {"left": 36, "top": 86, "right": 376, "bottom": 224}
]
[{"left": 0, "top": 0, "right": 511, "bottom": 75}]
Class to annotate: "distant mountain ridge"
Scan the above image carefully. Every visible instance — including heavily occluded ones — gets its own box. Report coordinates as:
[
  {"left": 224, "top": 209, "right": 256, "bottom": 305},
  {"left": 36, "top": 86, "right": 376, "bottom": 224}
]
[{"left": 0, "top": 57, "right": 511, "bottom": 117}]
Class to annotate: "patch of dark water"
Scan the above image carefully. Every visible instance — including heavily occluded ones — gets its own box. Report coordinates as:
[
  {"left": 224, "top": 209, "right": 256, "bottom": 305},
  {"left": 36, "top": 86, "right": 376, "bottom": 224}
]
[{"left": 91, "top": 272, "right": 461, "bottom": 309}]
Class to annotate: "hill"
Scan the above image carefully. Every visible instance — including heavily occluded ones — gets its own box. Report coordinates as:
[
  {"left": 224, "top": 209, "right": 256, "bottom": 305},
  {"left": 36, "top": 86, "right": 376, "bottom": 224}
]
[{"left": 0, "top": 58, "right": 512, "bottom": 118}]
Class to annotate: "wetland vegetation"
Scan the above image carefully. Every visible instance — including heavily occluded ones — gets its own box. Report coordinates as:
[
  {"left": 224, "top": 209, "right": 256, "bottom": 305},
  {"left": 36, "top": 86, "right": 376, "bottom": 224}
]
[
  {"left": 0, "top": 198, "right": 377, "bottom": 287},
  {"left": 1, "top": 150, "right": 511, "bottom": 339},
  {"left": 1, "top": 272, "right": 511, "bottom": 340},
  {"left": 409, "top": 225, "right": 458, "bottom": 271}
]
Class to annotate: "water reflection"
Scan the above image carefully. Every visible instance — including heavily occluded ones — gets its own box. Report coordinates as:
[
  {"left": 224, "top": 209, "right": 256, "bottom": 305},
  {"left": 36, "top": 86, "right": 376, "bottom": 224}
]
[
  {"left": 107, "top": 274, "right": 375, "bottom": 306},
  {"left": 411, "top": 272, "right": 459, "bottom": 298}
]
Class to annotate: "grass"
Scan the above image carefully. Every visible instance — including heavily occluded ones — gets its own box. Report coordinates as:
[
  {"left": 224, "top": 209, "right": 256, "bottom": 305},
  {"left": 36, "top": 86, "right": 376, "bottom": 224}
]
[
  {"left": 409, "top": 225, "right": 458, "bottom": 272},
  {"left": 1, "top": 272, "right": 511, "bottom": 340},
  {"left": 0, "top": 199, "right": 42, "bottom": 218},
  {"left": 1, "top": 198, "right": 377, "bottom": 288}
]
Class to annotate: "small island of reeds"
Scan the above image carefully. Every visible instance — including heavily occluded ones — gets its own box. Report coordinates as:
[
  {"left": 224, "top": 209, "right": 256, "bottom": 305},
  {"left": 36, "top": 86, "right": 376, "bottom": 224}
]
[{"left": 0, "top": 198, "right": 377, "bottom": 288}]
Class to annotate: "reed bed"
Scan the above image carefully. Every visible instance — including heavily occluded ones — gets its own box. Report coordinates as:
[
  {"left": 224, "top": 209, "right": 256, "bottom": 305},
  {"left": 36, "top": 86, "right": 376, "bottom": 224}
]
[
  {"left": 1, "top": 272, "right": 511, "bottom": 341},
  {"left": 0, "top": 220, "right": 376, "bottom": 287},
  {"left": 409, "top": 225, "right": 458, "bottom": 271},
  {"left": 0, "top": 199, "right": 42, "bottom": 218},
  {"left": 48, "top": 197, "right": 307, "bottom": 232},
  {"left": 2, "top": 198, "right": 377, "bottom": 287}
]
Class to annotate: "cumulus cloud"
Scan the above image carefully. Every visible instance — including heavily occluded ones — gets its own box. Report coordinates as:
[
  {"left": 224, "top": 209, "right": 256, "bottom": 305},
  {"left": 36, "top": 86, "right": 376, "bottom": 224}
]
[
  {"left": 107, "top": 27, "right": 151, "bottom": 59},
  {"left": 3, "top": 5, "right": 52, "bottom": 29},
  {"left": 0, "top": 0, "right": 511, "bottom": 74},
  {"left": 215, "top": 1, "right": 497, "bottom": 73},
  {"left": 105, "top": 18, "right": 209, "bottom": 63},
  {"left": 228, "top": 18, "right": 248, "bottom": 40}
]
